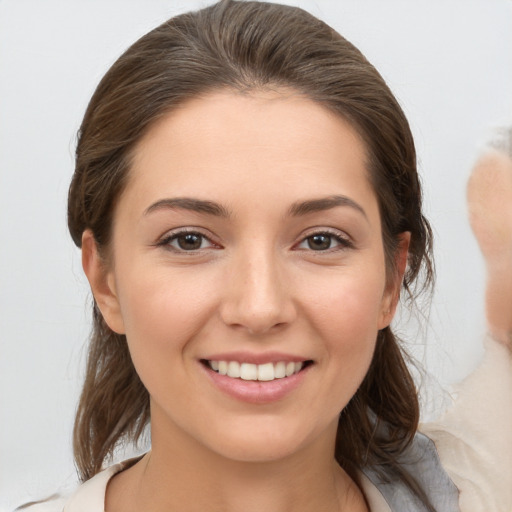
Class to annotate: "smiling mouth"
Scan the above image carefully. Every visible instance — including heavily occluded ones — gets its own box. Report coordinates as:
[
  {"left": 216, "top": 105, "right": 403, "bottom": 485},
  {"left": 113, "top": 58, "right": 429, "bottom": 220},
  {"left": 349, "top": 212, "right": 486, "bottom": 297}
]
[{"left": 201, "top": 360, "right": 313, "bottom": 382}]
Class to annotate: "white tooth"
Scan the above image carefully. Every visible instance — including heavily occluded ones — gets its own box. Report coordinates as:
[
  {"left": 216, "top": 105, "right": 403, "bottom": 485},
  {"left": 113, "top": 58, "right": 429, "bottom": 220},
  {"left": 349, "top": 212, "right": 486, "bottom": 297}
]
[
  {"left": 227, "top": 361, "right": 241, "bottom": 378},
  {"left": 285, "top": 362, "right": 295, "bottom": 377},
  {"left": 258, "top": 363, "right": 275, "bottom": 381},
  {"left": 274, "top": 361, "right": 286, "bottom": 379},
  {"left": 210, "top": 360, "right": 219, "bottom": 371},
  {"left": 218, "top": 360, "right": 228, "bottom": 375},
  {"left": 294, "top": 362, "right": 303, "bottom": 374},
  {"left": 240, "top": 363, "right": 258, "bottom": 380}
]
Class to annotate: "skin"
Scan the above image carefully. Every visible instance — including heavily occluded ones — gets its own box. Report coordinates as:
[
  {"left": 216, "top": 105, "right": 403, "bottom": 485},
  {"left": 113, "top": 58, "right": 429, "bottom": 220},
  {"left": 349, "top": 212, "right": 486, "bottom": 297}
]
[
  {"left": 467, "top": 148, "right": 512, "bottom": 346},
  {"left": 82, "top": 89, "right": 409, "bottom": 512}
]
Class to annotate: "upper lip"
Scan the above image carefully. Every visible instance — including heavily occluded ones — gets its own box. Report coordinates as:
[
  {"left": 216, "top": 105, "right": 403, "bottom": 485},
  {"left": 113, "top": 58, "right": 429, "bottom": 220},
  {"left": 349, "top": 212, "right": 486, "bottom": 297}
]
[{"left": 201, "top": 351, "right": 311, "bottom": 365}]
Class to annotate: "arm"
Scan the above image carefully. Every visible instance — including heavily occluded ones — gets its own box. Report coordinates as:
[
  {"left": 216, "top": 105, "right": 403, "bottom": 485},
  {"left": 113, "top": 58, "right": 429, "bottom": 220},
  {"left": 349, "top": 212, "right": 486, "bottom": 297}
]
[
  {"left": 467, "top": 137, "right": 512, "bottom": 346},
  {"left": 421, "top": 133, "right": 512, "bottom": 512}
]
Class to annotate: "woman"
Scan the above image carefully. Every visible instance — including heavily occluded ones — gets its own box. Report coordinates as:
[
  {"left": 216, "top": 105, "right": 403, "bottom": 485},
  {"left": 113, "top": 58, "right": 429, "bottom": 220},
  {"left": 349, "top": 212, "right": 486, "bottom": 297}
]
[{"left": 23, "top": 1, "right": 512, "bottom": 510}]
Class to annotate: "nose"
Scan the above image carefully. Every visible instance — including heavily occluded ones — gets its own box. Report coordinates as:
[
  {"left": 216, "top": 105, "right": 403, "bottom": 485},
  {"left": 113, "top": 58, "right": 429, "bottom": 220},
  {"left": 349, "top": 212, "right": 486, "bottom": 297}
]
[{"left": 219, "top": 247, "right": 297, "bottom": 335}]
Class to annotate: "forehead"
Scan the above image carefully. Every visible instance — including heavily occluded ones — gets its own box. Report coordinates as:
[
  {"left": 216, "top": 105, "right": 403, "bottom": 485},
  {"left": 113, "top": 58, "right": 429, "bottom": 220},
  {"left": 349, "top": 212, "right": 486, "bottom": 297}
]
[{"left": 126, "top": 89, "right": 378, "bottom": 219}]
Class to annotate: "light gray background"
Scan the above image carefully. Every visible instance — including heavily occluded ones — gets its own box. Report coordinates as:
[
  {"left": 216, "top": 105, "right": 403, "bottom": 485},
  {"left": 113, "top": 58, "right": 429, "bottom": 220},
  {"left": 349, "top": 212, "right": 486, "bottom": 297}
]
[{"left": 1, "top": 0, "right": 511, "bottom": 508}]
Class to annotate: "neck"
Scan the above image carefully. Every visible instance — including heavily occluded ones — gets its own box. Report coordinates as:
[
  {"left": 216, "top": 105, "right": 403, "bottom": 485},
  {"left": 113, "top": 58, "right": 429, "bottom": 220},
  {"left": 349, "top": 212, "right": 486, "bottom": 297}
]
[{"left": 106, "top": 406, "right": 367, "bottom": 512}]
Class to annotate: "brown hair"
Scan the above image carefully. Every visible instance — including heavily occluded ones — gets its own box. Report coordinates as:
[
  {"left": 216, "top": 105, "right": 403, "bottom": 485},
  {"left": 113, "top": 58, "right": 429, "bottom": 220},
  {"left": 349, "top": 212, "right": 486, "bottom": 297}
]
[{"left": 68, "top": 0, "right": 434, "bottom": 505}]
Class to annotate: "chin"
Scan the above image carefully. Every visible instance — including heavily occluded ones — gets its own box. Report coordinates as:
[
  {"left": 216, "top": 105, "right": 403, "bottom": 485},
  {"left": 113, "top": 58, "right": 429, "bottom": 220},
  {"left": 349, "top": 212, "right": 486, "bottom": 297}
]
[
  {"left": 196, "top": 415, "right": 334, "bottom": 465},
  {"left": 209, "top": 436, "right": 305, "bottom": 464}
]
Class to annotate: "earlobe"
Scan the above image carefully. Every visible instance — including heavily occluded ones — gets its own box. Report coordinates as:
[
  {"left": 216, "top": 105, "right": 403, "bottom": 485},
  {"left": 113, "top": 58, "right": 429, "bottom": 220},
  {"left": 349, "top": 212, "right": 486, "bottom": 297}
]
[
  {"left": 378, "top": 232, "right": 411, "bottom": 329},
  {"left": 81, "top": 230, "right": 126, "bottom": 334}
]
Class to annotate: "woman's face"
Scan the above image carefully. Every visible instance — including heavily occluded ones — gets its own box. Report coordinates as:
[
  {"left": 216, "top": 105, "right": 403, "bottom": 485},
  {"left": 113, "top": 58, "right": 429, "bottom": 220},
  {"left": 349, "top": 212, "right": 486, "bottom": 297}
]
[{"left": 85, "top": 89, "right": 403, "bottom": 463}]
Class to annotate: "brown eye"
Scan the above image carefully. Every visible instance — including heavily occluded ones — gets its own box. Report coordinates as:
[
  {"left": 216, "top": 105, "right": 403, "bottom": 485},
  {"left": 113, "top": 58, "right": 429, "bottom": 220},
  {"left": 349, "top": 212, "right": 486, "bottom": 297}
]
[
  {"left": 307, "top": 234, "right": 333, "bottom": 250},
  {"left": 296, "top": 231, "right": 352, "bottom": 252},
  {"left": 162, "top": 231, "right": 215, "bottom": 251},
  {"left": 176, "top": 233, "right": 203, "bottom": 250}
]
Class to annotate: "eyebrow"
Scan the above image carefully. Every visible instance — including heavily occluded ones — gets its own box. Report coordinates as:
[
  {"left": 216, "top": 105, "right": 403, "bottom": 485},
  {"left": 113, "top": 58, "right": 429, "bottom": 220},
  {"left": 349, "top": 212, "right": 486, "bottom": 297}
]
[
  {"left": 144, "top": 197, "right": 231, "bottom": 217},
  {"left": 143, "top": 194, "right": 367, "bottom": 220},
  {"left": 288, "top": 195, "right": 368, "bottom": 219}
]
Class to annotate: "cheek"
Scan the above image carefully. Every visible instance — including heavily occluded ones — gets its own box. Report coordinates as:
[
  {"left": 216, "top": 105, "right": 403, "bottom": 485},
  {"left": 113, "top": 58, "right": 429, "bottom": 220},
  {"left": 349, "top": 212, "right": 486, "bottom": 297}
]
[
  {"left": 114, "top": 266, "right": 220, "bottom": 376},
  {"left": 302, "top": 268, "right": 386, "bottom": 378},
  {"left": 305, "top": 268, "right": 386, "bottom": 337}
]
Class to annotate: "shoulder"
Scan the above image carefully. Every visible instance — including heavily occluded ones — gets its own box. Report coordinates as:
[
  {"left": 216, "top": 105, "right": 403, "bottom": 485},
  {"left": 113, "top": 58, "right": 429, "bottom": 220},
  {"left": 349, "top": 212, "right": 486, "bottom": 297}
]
[
  {"left": 15, "top": 495, "right": 68, "bottom": 512},
  {"left": 362, "top": 431, "right": 460, "bottom": 511},
  {"left": 18, "top": 457, "right": 139, "bottom": 512},
  {"left": 421, "top": 334, "right": 512, "bottom": 511},
  {"left": 63, "top": 460, "right": 133, "bottom": 512}
]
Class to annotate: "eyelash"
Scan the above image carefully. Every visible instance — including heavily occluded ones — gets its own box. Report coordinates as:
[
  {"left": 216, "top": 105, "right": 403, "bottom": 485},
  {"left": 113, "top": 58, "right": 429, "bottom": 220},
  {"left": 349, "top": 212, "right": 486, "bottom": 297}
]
[
  {"left": 156, "top": 228, "right": 353, "bottom": 253},
  {"left": 295, "top": 230, "right": 354, "bottom": 252},
  {"left": 156, "top": 228, "right": 220, "bottom": 252}
]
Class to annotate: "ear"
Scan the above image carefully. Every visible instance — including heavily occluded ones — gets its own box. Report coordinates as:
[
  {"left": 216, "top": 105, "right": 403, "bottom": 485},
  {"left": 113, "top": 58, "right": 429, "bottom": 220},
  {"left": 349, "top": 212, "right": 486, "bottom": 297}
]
[
  {"left": 378, "top": 232, "right": 411, "bottom": 329},
  {"left": 81, "top": 230, "right": 126, "bottom": 334}
]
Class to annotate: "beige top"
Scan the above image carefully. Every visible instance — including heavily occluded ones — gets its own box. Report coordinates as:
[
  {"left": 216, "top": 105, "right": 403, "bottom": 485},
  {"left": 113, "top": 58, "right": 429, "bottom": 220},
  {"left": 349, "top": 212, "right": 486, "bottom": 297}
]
[
  {"left": 56, "top": 460, "right": 391, "bottom": 512},
  {"left": 24, "top": 335, "right": 512, "bottom": 512}
]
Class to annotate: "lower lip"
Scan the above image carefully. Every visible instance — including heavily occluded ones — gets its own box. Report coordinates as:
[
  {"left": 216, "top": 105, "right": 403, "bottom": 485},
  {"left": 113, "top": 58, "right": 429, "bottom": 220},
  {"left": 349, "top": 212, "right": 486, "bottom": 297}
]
[{"left": 201, "top": 363, "right": 311, "bottom": 404}]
